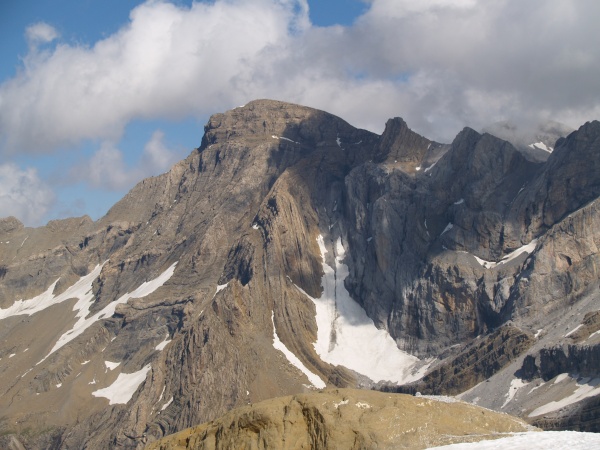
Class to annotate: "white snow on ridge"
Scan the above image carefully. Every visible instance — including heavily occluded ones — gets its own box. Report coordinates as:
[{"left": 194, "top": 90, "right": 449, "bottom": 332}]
[
  {"left": 297, "top": 235, "right": 428, "bottom": 384},
  {"left": 428, "top": 431, "right": 600, "bottom": 449},
  {"left": 470, "top": 239, "right": 538, "bottom": 269},
  {"left": 271, "top": 311, "right": 326, "bottom": 389},
  {"left": 0, "top": 263, "right": 105, "bottom": 320},
  {"left": 41, "top": 262, "right": 178, "bottom": 362},
  {"left": 92, "top": 364, "right": 151, "bottom": 405},
  {"left": 529, "top": 141, "right": 553, "bottom": 152}
]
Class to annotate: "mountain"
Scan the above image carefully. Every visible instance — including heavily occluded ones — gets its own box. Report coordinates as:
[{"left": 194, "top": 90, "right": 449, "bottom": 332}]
[
  {"left": 482, "top": 120, "right": 575, "bottom": 162},
  {"left": 0, "top": 99, "right": 598, "bottom": 449}
]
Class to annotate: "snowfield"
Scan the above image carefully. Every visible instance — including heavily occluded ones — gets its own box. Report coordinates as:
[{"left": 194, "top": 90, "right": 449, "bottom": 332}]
[
  {"left": 92, "top": 364, "right": 151, "bottom": 405},
  {"left": 0, "top": 262, "right": 105, "bottom": 320},
  {"left": 296, "top": 235, "right": 429, "bottom": 384},
  {"left": 41, "top": 262, "right": 178, "bottom": 361},
  {"left": 428, "top": 431, "right": 600, "bottom": 449}
]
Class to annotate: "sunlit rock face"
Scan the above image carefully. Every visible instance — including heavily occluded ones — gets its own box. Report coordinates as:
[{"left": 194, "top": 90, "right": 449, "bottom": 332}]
[{"left": 0, "top": 100, "right": 599, "bottom": 448}]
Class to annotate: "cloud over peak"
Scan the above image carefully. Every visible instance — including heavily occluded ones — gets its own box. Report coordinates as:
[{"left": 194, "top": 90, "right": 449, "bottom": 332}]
[{"left": 1, "top": 0, "right": 599, "bottom": 154}]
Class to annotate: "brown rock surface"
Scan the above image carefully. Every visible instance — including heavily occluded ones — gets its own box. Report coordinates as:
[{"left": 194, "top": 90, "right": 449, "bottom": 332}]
[{"left": 146, "top": 389, "right": 534, "bottom": 450}]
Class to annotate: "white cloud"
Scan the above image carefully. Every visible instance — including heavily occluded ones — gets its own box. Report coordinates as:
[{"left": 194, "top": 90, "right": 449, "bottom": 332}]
[
  {"left": 25, "top": 22, "right": 59, "bottom": 46},
  {"left": 0, "top": 164, "right": 55, "bottom": 225},
  {"left": 1, "top": 0, "right": 599, "bottom": 154},
  {"left": 72, "top": 130, "right": 179, "bottom": 191}
]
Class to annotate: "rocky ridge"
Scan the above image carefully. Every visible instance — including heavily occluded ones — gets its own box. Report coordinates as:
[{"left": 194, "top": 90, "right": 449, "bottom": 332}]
[
  {"left": 147, "top": 389, "right": 534, "bottom": 450},
  {"left": 0, "top": 100, "right": 599, "bottom": 448}
]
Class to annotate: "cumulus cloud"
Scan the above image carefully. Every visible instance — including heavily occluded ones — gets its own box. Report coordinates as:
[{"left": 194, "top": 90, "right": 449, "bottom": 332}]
[
  {"left": 1, "top": 0, "right": 599, "bottom": 152},
  {"left": 72, "top": 130, "right": 180, "bottom": 190},
  {"left": 0, "top": 164, "right": 55, "bottom": 225}
]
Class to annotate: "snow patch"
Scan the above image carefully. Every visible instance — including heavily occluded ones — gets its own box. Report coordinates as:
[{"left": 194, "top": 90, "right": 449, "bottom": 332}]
[
  {"left": 588, "top": 330, "right": 600, "bottom": 340},
  {"left": 0, "top": 262, "right": 105, "bottom": 320},
  {"left": 105, "top": 361, "right": 121, "bottom": 371},
  {"left": 565, "top": 324, "right": 583, "bottom": 338},
  {"left": 271, "top": 311, "right": 326, "bottom": 389},
  {"left": 81, "top": 360, "right": 90, "bottom": 365},
  {"left": 535, "top": 328, "right": 543, "bottom": 338},
  {"left": 423, "top": 161, "right": 437, "bottom": 172},
  {"left": 92, "top": 364, "right": 151, "bottom": 405},
  {"left": 529, "top": 377, "right": 600, "bottom": 417},
  {"left": 415, "top": 166, "right": 421, "bottom": 171},
  {"left": 297, "top": 235, "right": 428, "bottom": 384},
  {"left": 272, "top": 135, "right": 300, "bottom": 145},
  {"left": 529, "top": 381, "right": 545, "bottom": 394},
  {"left": 529, "top": 141, "right": 553, "bottom": 152},
  {"left": 441, "top": 223, "right": 453, "bottom": 235},
  {"left": 469, "top": 239, "right": 538, "bottom": 269},
  {"left": 161, "top": 397, "right": 173, "bottom": 411},
  {"left": 355, "top": 401, "right": 371, "bottom": 409},
  {"left": 40, "top": 262, "right": 177, "bottom": 362},
  {"left": 214, "top": 283, "right": 229, "bottom": 297},
  {"left": 502, "top": 378, "right": 529, "bottom": 408},
  {"left": 56, "top": 383, "right": 62, "bottom": 388},
  {"left": 154, "top": 334, "right": 171, "bottom": 351},
  {"left": 554, "top": 373, "right": 569, "bottom": 384}
]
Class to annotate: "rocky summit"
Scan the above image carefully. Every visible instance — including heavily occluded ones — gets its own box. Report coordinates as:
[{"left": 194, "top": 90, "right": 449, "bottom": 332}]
[{"left": 0, "top": 99, "right": 599, "bottom": 449}]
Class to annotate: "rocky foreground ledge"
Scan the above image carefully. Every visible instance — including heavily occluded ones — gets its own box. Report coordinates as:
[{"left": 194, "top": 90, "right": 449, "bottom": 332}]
[{"left": 146, "top": 388, "right": 534, "bottom": 450}]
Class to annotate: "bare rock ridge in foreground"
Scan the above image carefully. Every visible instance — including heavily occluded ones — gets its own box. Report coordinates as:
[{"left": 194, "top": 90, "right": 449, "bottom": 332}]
[
  {"left": 147, "top": 389, "right": 534, "bottom": 450},
  {"left": 0, "top": 99, "right": 599, "bottom": 448}
]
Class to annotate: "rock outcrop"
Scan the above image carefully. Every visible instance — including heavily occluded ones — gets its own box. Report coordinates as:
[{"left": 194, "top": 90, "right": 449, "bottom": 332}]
[{"left": 147, "top": 389, "right": 534, "bottom": 450}]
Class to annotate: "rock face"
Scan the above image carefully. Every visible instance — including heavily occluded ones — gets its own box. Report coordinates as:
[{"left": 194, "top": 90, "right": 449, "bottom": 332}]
[
  {"left": 0, "top": 100, "right": 598, "bottom": 449},
  {"left": 147, "top": 389, "right": 534, "bottom": 450}
]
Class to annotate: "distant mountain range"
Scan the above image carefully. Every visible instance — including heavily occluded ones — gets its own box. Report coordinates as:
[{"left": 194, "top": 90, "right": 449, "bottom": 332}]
[{"left": 1, "top": 100, "right": 599, "bottom": 449}]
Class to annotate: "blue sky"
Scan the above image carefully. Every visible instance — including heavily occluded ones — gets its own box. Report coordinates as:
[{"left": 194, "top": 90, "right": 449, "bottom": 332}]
[{"left": 1, "top": 0, "right": 599, "bottom": 226}]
